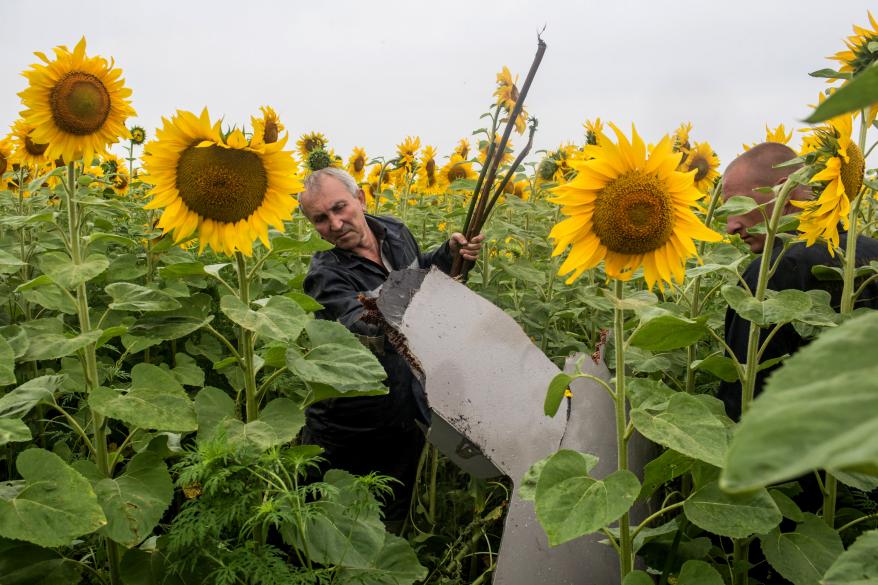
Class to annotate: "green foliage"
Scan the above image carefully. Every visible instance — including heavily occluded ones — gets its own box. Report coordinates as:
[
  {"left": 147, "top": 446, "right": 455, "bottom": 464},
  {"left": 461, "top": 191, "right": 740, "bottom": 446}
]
[{"left": 758, "top": 514, "right": 844, "bottom": 585}]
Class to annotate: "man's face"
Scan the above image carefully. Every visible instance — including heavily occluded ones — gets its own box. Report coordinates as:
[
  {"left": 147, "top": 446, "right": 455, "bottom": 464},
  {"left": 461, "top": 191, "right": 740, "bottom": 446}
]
[
  {"left": 722, "top": 170, "right": 776, "bottom": 253},
  {"left": 300, "top": 176, "right": 370, "bottom": 250}
]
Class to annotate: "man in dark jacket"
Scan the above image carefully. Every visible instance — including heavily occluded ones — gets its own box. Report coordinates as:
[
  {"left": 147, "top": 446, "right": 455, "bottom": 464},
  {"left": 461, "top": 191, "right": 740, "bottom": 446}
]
[
  {"left": 718, "top": 142, "right": 878, "bottom": 420},
  {"left": 298, "top": 167, "right": 483, "bottom": 523}
]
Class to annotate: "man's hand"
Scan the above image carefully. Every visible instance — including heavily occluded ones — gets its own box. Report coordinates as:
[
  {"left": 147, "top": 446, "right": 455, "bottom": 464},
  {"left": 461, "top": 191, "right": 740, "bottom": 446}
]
[{"left": 449, "top": 233, "right": 485, "bottom": 262}]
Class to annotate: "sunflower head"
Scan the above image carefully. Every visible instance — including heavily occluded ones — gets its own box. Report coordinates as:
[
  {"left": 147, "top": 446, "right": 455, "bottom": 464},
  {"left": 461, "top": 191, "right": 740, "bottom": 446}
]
[
  {"left": 251, "top": 106, "right": 284, "bottom": 148},
  {"left": 296, "top": 131, "right": 328, "bottom": 160},
  {"left": 673, "top": 122, "right": 692, "bottom": 153},
  {"left": 101, "top": 153, "right": 130, "bottom": 194},
  {"left": 681, "top": 142, "right": 720, "bottom": 193},
  {"left": 494, "top": 66, "right": 528, "bottom": 134},
  {"left": 416, "top": 145, "right": 443, "bottom": 194},
  {"left": 130, "top": 125, "right": 147, "bottom": 145},
  {"left": 0, "top": 135, "right": 12, "bottom": 177},
  {"left": 548, "top": 123, "right": 721, "bottom": 289},
  {"left": 584, "top": 118, "right": 603, "bottom": 146},
  {"left": 143, "top": 108, "right": 302, "bottom": 256},
  {"left": 454, "top": 138, "right": 470, "bottom": 160},
  {"left": 10, "top": 119, "right": 50, "bottom": 168},
  {"left": 18, "top": 37, "right": 135, "bottom": 164},
  {"left": 830, "top": 11, "right": 878, "bottom": 79},
  {"left": 395, "top": 136, "right": 421, "bottom": 171},
  {"left": 346, "top": 146, "right": 367, "bottom": 182},
  {"left": 441, "top": 154, "right": 475, "bottom": 185},
  {"left": 306, "top": 148, "right": 334, "bottom": 172}
]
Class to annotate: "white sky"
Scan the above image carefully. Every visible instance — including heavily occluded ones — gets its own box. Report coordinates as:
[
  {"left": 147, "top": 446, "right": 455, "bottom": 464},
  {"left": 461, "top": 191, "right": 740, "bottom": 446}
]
[{"left": 1, "top": 0, "right": 874, "bottom": 170}]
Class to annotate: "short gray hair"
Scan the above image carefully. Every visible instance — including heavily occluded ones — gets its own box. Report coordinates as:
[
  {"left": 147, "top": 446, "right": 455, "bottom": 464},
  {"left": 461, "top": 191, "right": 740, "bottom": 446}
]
[{"left": 301, "top": 167, "right": 359, "bottom": 199}]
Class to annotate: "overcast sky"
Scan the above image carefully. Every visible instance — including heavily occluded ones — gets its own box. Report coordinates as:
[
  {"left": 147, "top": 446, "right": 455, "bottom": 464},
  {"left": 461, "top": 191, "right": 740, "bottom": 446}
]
[{"left": 2, "top": 0, "right": 874, "bottom": 170}]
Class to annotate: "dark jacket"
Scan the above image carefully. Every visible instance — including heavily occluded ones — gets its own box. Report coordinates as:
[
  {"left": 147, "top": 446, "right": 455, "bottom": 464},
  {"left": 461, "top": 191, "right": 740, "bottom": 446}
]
[
  {"left": 718, "top": 233, "right": 878, "bottom": 420},
  {"left": 302, "top": 214, "right": 453, "bottom": 443}
]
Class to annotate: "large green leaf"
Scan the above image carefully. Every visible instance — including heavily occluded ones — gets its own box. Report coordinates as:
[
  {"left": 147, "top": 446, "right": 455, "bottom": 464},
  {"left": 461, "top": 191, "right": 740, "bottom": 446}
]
[
  {"left": 722, "top": 311, "right": 878, "bottom": 492},
  {"left": 39, "top": 251, "right": 109, "bottom": 289},
  {"left": 106, "top": 283, "right": 182, "bottom": 312},
  {"left": 0, "top": 375, "right": 65, "bottom": 418},
  {"left": 0, "top": 249, "right": 27, "bottom": 274},
  {"left": 89, "top": 364, "right": 197, "bottom": 431},
  {"left": 258, "top": 397, "right": 305, "bottom": 444},
  {"left": 722, "top": 286, "right": 813, "bottom": 327},
  {"left": 806, "top": 65, "right": 878, "bottom": 123},
  {"left": 638, "top": 449, "right": 694, "bottom": 501},
  {"left": 820, "top": 529, "right": 878, "bottom": 585},
  {"left": 759, "top": 514, "right": 843, "bottom": 585},
  {"left": 677, "top": 560, "right": 724, "bottom": 585},
  {"left": 94, "top": 453, "right": 173, "bottom": 547},
  {"left": 287, "top": 320, "right": 387, "bottom": 391},
  {"left": 336, "top": 533, "right": 428, "bottom": 585},
  {"left": 0, "top": 336, "right": 16, "bottom": 386},
  {"left": 194, "top": 387, "right": 302, "bottom": 451},
  {"left": 220, "top": 295, "right": 308, "bottom": 343},
  {"left": 534, "top": 449, "right": 640, "bottom": 546},
  {"left": 18, "top": 277, "right": 77, "bottom": 315},
  {"left": 0, "top": 419, "right": 31, "bottom": 446},
  {"left": 629, "top": 311, "right": 709, "bottom": 351},
  {"left": 0, "top": 449, "right": 106, "bottom": 547},
  {"left": 628, "top": 379, "right": 729, "bottom": 467},
  {"left": 683, "top": 480, "right": 782, "bottom": 538},
  {"left": 622, "top": 571, "right": 655, "bottom": 585},
  {"left": 0, "top": 538, "right": 83, "bottom": 584},
  {"left": 21, "top": 330, "right": 103, "bottom": 361},
  {"left": 163, "top": 353, "right": 204, "bottom": 387},
  {"left": 270, "top": 234, "right": 334, "bottom": 253}
]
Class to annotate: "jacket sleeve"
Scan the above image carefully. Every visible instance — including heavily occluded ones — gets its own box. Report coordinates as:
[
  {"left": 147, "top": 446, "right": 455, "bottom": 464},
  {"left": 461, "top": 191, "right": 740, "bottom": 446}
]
[
  {"left": 419, "top": 240, "right": 453, "bottom": 274},
  {"left": 303, "top": 266, "right": 383, "bottom": 338}
]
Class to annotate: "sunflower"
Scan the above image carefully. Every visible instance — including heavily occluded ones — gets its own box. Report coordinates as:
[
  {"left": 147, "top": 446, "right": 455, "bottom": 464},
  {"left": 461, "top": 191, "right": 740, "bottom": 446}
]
[
  {"left": 0, "top": 135, "right": 12, "bottom": 177},
  {"left": 503, "top": 179, "right": 530, "bottom": 200},
  {"left": 395, "top": 136, "right": 421, "bottom": 172},
  {"left": 129, "top": 125, "right": 147, "bottom": 145},
  {"left": 673, "top": 122, "right": 692, "bottom": 153},
  {"left": 101, "top": 153, "right": 130, "bottom": 195},
  {"left": 143, "top": 108, "right": 302, "bottom": 256},
  {"left": 346, "top": 146, "right": 367, "bottom": 182},
  {"left": 743, "top": 123, "right": 793, "bottom": 151},
  {"left": 537, "top": 144, "right": 576, "bottom": 184},
  {"left": 18, "top": 37, "right": 135, "bottom": 165},
  {"left": 454, "top": 138, "right": 470, "bottom": 160},
  {"left": 10, "top": 119, "right": 50, "bottom": 167},
  {"left": 680, "top": 141, "right": 720, "bottom": 193},
  {"left": 296, "top": 131, "right": 327, "bottom": 160},
  {"left": 548, "top": 123, "right": 722, "bottom": 289},
  {"left": 584, "top": 118, "right": 603, "bottom": 146},
  {"left": 494, "top": 66, "right": 527, "bottom": 134},
  {"left": 416, "top": 145, "right": 444, "bottom": 195},
  {"left": 251, "top": 106, "right": 284, "bottom": 147},
  {"left": 830, "top": 11, "right": 878, "bottom": 79},
  {"left": 793, "top": 114, "right": 863, "bottom": 254},
  {"left": 478, "top": 135, "right": 513, "bottom": 167},
  {"left": 440, "top": 154, "right": 476, "bottom": 186}
]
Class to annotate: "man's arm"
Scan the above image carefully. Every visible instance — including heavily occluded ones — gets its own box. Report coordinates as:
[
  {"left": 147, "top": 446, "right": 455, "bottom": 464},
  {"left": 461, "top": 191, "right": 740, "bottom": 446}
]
[{"left": 419, "top": 233, "right": 485, "bottom": 274}]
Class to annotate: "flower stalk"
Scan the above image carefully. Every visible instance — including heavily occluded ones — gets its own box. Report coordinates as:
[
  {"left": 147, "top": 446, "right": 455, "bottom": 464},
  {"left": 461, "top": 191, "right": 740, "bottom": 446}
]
[
  {"left": 613, "top": 279, "right": 633, "bottom": 577},
  {"left": 235, "top": 252, "right": 259, "bottom": 422}
]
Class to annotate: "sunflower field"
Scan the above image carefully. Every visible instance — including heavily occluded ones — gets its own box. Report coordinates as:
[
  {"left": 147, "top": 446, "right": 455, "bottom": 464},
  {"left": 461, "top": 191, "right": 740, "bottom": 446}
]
[{"left": 1, "top": 12, "right": 878, "bottom": 585}]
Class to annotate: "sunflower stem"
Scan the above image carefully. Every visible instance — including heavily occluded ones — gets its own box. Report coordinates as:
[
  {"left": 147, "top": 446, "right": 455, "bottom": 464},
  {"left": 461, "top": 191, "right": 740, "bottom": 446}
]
[
  {"left": 740, "top": 175, "right": 797, "bottom": 415},
  {"left": 235, "top": 252, "right": 259, "bottom": 422},
  {"left": 613, "top": 279, "right": 633, "bottom": 577},
  {"left": 66, "top": 162, "right": 122, "bottom": 585}
]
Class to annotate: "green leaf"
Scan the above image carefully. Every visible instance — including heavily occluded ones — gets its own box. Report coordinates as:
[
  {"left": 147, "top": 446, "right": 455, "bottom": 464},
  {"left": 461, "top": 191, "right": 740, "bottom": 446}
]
[
  {"left": 622, "top": 571, "right": 654, "bottom": 585},
  {"left": 165, "top": 353, "right": 204, "bottom": 387},
  {"left": 520, "top": 454, "right": 551, "bottom": 502},
  {"left": 0, "top": 449, "right": 106, "bottom": 547},
  {"left": 94, "top": 453, "right": 173, "bottom": 547},
  {"left": 284, "top": 290, "right": 324, "bottom": 312},
  {"left": 806, "top": 66, "right": 878, "bottom": 123},
  {"left": 86, "top": 232, "right": 138, "bottom": 247},
  {"left": 89, "top": 364, "right": 197, "bottom": 431},
  {"left": 677, "top": 560, "right": 724, "bottom": 585},
  {"left": 220, "top": 295, "right": 308, "bottom": 343},
  {"left": 158, "top": 262, "right": 206, "bottom": 279},
  {"left": 0, "top": 249, "right": 27, "bottom": 274},
  {"left": 0, "top": 375, "right": 65, "bottom": 418},
  {"left": 692, "top": 354, "right": 739, "bottom": 383},
  {"left": 0, "top": 419, "right": 31, "bottom": 446},
  {"left": 0, "top": 336, "right": 15, "bottom": 386},
  {"left": 0, "top": 538, "right": 83, "bottom": 584},
  {"left": 638, "top": 449, "right": 694, "bottom": 501},
  {"left": 629, "top": 312, "right": 708, "bottom": 351},
  {"left": 106, "top": 283, "right": 182, "bottom": 312},
  {"left": 288, "top": 320, "right": 387, "bottom": 396},
  {"left": 21, "top": 330, "right": 102, "bottom": 361},
  {"left": 193, "top": 386, "right": 234, "bottom": 443},
  {"left": 96, "top": 325, "right": 128, "bottom": 349},
  {"left": 629, "top": 379, "right": 729, "bottom": 467},
  {"left": 18, "top": 276, "right": 77, "bottom": 315},
  {"left": 544, "top": 373, "right": 573, "bottom": 417},
  {"left": 336, "top": 533, "right": 428, "bottom": 585},
  {"left": 270, "top": 234, "right": 334, "bottom": 253},
  {"left": 722, "top": 286, "right": 813, "bottom": 327},
  {"left": 0, "top": 325, "right": 28, "bottom": 359},
  {"left": 258, "top": 397, "right": 305, "bottom": 445},
  {"left": 534, "top": 449, "right": 640, "bottom": 546},
  {"left": 119, "top": 547, "right": 185, "bottom": 585},
  {"left": 759, "top": 514, "right": 843, "bottom": 585},
  {"left": 39, "top": 251, "right": 109, "bottom": 289},
  {"left": 716, "top": 195, "right": 762, "bottom": 217},
  {"left": 722, "top": 311, "right": 878, "bottom": 492},
  {"left": 683, "top": 480, "right": 781, "bottom": 538},
  {"left": 769, "top": 488, "right": 804, "bottom": 523},
  {"left": 809, "top": 68, "right": 849, "bottom": 80},
  {"left": 821, "top": 529, "right": 878, "bottom": 585}
]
